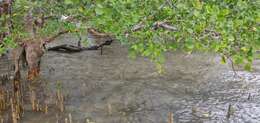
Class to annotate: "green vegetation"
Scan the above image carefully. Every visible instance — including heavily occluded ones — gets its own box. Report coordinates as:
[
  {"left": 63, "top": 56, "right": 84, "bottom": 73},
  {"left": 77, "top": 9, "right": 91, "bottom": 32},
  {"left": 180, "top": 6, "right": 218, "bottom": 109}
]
[{"left": 0, "top": 0, "right": 259, "bottom": 71}]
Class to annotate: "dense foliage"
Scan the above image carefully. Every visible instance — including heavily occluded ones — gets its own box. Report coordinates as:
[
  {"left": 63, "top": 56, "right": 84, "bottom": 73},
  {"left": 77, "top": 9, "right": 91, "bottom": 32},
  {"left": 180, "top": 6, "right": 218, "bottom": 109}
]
[{"left": 0, "top": 0, "right": 259, "bottom": 71}]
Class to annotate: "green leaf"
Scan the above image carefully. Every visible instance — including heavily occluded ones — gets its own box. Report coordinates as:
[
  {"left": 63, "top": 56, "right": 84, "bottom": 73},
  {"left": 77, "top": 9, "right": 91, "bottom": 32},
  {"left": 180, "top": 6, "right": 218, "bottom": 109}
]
[
  {"left": 65, "top": 0, "right": 73, "bottom": 4},
  {"left": 244, "top": 63, "right": 252, "bottom": 71},
  {"left": 185, "top": 38, "right": 194, "bottom": 52},
  {"left": 233, "top": 55, "right": 244, "bottom": 64},
  {"left": 221, "top": 56, "right": 227, "bottom": 64},
  {"left": 228, "top": 35, "right": 235, "bottom": 41}
]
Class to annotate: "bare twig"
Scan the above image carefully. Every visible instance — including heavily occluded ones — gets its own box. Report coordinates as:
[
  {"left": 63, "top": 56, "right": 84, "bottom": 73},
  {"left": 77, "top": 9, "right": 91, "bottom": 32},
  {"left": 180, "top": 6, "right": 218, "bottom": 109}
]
[
  {"left": 229, "top": 58, "right": 239, "bottom": 77},
  {"left": 165, "top": 0, "right": 175, "bottom": 9},
  {"left": 131, "top": 22, "right": 145, "bottom": 32},
  {"left": 153, "top": 21, "right": 177, "bottom": 31}
]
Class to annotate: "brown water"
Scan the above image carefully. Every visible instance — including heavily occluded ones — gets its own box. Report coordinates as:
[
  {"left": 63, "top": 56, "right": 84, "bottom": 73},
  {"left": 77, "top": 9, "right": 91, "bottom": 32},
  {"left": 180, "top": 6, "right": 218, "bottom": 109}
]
[{"left": 1, "top": 35, "right": 260, "bottom": 123}]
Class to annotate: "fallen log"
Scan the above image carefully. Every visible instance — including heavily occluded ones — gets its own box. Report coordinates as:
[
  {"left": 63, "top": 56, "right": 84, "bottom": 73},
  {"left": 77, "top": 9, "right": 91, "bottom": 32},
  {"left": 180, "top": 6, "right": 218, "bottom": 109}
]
[
  {"left": 87, "top": 28, "right": 115, "bottom": 55},
  {"left": 47, "top": 44, "right": 100, "bottom": 53},
  {"left": 48, "top": 44, "right": 82, "bottom": 52}
]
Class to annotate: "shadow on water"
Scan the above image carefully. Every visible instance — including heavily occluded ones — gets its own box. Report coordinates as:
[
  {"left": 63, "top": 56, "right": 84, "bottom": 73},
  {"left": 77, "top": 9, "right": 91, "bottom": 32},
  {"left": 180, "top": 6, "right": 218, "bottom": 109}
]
[{"left": 1, "top": 34, "right": 260, "bottom": 123}]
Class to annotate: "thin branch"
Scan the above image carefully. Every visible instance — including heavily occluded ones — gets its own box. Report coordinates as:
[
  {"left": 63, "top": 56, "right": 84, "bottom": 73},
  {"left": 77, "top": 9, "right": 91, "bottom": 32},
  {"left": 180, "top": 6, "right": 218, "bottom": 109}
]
[
  {"left": 131, "top": 22, "right": 145, "bottom": 32},
  {"left": 229, "top": 58, "right": 238, "bottom": 77},
  {"left": 165, "top": 0, "right": 176, "bottom": 9},
  {"left": 228, "top": 57, "right": 244, "bottom": 80},
  {"left": 153, "top": 21, "right": 177, "bottom": 31},
  {"left": 43, "top": 15, "right": 59, "bottom": 20},
  {"left": 125, "top": 1, "right": 168, "bottom": 35}
]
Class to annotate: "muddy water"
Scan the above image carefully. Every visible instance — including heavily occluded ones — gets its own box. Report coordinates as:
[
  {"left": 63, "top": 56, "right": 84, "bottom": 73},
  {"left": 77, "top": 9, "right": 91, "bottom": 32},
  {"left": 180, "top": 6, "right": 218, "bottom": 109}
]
[{"left": 1, "top": 35, "right": 260, "bottom": 123}]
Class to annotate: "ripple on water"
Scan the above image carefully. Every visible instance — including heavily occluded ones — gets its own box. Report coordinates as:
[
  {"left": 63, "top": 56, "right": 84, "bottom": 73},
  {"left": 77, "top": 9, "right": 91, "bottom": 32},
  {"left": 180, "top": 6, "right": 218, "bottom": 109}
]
[{"left": 171, "top": 70, "right": 260, "bottom": 123}]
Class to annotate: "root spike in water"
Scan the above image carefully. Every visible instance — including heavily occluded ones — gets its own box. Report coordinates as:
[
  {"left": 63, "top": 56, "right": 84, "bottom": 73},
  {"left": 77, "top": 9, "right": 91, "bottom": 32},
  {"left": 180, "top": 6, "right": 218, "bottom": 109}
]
[
  {"left": 10, "top": 99, "right": 17, "bottom": 123},
  {"left": 44, "top": 103, "right": 48, "bottom": 114},
  {"left": 248, "top": 93, "right": 251, "bottom": 100},
  {"left": 168, "top": 112, "right": 174, "bottom": 123},
  {"left": 69, "top": 113, "right": 72, "bottom": 123},
  {"left": 65, "top": 118, "right": 68, "bottom": 123},
  {"left": 107, "top": 103, "right": 112, "bottom": 116},
  {"left": 0, "top": 116, "right": 3, "bottom": 123},
  {"left": 37, "top": 99, "right": 41, "bottom": 112},
  {"left": 30, "top": 90, "right": 36, "bottom": 111},
  {"left": 226, "top": 104, "right": 234, "bottom": 119},
  {"left": 56, "top": 114, "right": 60, "bottom": 123},
  {"left": 56, "top": 88, "right": 65, "bottom": 112}
]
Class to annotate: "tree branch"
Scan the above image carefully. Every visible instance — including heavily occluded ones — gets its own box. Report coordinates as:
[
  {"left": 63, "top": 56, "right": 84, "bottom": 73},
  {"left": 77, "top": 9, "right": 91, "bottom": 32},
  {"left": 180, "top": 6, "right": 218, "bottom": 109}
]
[{"left": 153, "top": 21, "right": 177, "bottom": 31}]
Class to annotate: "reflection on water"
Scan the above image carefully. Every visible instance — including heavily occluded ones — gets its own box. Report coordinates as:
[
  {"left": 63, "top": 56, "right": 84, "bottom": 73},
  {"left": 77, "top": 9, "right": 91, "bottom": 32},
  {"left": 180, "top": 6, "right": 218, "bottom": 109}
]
[{"left": 1, "top": 35, "right": 260, "bottom": 123}]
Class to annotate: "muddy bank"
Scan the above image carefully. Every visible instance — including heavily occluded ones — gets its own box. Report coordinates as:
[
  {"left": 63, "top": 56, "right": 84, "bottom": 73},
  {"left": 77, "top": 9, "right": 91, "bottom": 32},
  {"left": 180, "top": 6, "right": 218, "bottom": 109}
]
[{"left": 1, "top": 35, "right": 260, "bottom": 123}]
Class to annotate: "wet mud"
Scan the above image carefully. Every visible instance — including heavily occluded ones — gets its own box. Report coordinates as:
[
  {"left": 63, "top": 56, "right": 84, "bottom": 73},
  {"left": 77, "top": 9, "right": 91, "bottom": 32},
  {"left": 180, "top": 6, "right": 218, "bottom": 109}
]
[{"left": 1, "top": 35, "right": 260, "bottom": 123}]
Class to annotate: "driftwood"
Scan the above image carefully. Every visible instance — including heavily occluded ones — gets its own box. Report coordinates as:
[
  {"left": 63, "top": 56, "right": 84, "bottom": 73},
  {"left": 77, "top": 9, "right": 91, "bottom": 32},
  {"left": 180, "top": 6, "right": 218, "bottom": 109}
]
[
  {"left": 47, "top": 40, "right": 113, "bottom": 53},
  {"left": 48, "top": 44, "right": 82, "bottom": 52},
  {"left": 87, "top": 28, "right": 115, "bottom": 46},
  {"left": 47, "top": 28, "right": 114, "bottom": 54},
  {"left": 87, "top": 28, "right": 115, "bottom": 55}
]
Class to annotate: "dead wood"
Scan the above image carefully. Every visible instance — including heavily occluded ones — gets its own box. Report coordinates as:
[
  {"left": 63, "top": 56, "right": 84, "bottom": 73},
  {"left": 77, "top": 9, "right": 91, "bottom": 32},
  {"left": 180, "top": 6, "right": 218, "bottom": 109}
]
[
  {"left": 87, "top": 28, "right": 115, "bottom": 55},
  {"left": 47, "top": 44, "right": 101, "bottom": 53}
]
